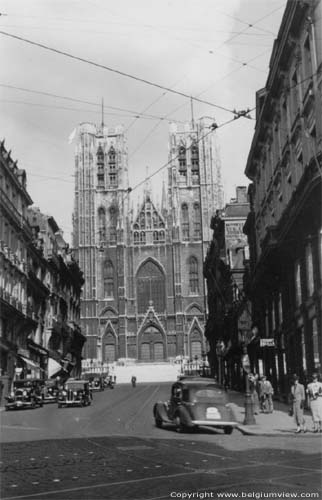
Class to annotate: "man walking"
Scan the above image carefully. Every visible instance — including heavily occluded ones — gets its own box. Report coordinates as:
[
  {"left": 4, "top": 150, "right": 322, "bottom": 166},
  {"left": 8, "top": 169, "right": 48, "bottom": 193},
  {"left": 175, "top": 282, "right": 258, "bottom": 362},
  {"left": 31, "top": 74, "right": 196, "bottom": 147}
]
[{"left": 291, "top": 374, "right": 307, "bottom": 433}]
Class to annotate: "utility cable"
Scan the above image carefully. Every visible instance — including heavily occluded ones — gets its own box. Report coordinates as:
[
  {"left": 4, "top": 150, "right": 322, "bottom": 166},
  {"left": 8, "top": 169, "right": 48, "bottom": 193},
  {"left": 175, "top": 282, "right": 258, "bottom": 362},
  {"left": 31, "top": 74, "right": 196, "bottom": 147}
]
[
  {"left": 0, "top": 30, "right": 238, "bottom": 116},
  {"left": 0, "top": 83, "right": 184, "bottom": 123}
]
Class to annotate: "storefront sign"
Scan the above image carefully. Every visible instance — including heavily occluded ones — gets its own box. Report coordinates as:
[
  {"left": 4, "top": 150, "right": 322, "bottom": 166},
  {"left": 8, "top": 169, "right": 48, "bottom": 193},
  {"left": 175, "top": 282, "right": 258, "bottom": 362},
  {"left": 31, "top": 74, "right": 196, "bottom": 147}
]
[{"left": 260, "top": 338, "right": 275, "bottom": 347}]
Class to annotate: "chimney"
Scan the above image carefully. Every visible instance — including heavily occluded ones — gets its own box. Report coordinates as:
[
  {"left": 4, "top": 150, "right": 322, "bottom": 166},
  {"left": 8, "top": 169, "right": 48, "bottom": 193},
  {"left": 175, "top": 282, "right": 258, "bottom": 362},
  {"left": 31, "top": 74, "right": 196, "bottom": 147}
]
[{"left": 236, "top": 186, "right": 247, "bottom": 203}]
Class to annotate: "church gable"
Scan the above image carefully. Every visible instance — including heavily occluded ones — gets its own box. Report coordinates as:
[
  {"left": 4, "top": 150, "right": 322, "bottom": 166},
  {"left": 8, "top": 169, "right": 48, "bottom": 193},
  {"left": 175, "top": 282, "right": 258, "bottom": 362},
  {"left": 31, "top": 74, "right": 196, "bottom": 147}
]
[{"left": 132, "top": 196, "right": 165, "bottom": 246}]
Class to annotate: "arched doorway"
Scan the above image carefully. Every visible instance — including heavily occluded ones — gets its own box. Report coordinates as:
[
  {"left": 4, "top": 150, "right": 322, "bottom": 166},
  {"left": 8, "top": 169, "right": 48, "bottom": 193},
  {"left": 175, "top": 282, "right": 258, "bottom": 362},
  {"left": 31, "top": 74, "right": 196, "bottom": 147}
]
[
  {"left": 102, "top": 332, "right": 116, "bottom": 363},
  {"left": 190, "top": 329, "right": 202, "bottom": 360},
  {"left": 139, "top": 326, "right": 166, "bottom": 361}
]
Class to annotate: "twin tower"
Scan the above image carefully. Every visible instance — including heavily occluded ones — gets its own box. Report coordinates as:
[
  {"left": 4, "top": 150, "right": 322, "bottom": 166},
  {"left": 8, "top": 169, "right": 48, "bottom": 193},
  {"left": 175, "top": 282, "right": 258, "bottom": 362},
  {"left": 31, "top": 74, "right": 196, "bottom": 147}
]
[{"left": 72, "top": 119, "right": 224, "bottom": 364}]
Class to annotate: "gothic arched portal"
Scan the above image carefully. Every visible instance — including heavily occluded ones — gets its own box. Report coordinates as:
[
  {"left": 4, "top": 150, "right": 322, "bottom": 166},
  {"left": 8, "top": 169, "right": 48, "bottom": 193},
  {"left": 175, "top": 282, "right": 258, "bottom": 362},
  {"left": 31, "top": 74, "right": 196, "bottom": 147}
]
[
  {"left": 102, "top": 331, "right": 116, "bottom": 363},
  {"left": 139, "top": 325, "right": 165, "bottom": 361},
  {"left": 190, "top": 329, "right": 202, "bottom": 360}
]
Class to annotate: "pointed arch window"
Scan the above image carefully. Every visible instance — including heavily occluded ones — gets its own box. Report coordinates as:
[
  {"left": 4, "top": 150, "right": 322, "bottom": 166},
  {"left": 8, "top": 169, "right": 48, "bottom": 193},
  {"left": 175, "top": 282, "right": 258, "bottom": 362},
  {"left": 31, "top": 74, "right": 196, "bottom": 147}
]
[
  {"left": 189, "top": 256, "right": 199, "bottom": 294},
  {"left": 181, "top": 203, "right": 189, "bottom": 240},
  {"left": 108, "top": 146, "right": 117, "bottom": 185},
  {"left": 97, "top": 145, "right": 105, "bottom": 187},
  {"left": 193, "top": 203, "right": 201, "bottom": 240},
  {"left": 103, "top": 260, "right": 114, "bottom": 298},
  {"left": 178, "top": 146, "right": 187, "bottom": 177},
  {"left": 191, "top": 143, "right": 199, "bottom": 184},
  {"left": 140, "top": 231, "right": 146, "bottom": 244},
  {"left": 134, "top": 231, "right": 139, "bottom": 245},
  {"left": 98, "top": 207, "right": 106, "bottom": 243},
  {"left": 109, "top": 207, "right": 117, "bottom": 245},
  {"left": 137, "top": 260, "right": 165, "bottom": 313}
]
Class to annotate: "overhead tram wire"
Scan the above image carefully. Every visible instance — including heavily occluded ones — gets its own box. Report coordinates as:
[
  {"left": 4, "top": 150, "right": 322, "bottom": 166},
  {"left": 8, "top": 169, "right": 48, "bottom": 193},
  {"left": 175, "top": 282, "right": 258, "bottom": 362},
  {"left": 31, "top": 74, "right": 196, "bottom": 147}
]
[
  {"left": 129, "top": 48, "right": 268, "bottom": 159},
  {"left": 0, "top": 83, "right": 185, "bottom": 123},
  {"left": 124, "top": 114, "right": 243, "bottom": 201},
  {"left": 0, "top": 30, "right": 238, "bottom": 117}
]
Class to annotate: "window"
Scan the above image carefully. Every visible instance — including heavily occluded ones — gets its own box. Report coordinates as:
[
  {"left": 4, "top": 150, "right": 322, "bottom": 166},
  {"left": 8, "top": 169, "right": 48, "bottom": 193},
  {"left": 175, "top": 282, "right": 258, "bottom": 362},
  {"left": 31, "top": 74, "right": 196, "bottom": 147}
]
[
  {"left": 189, "top": 256, "right": 199, "bottom": 294},
  {"left": 193, "top": 203, "right": 201, "bottom": 240},
  {"left": 306, "top": 243, "right": 314, "bottom": 297},
  {"left": 103, "top": 260, "right": 114, "bottom": 298},
  {"left": 181, "top": 203, "right": 189, "bottom": 240},
  {"left": 178, "top": 146, "right": 187, "bottom": 177},
  {"left": 295, "top": 260, "right": 302, "bottom": 307},
  {"left": 134, "top": 231, "right": 139, "bottom": 245},
  {"left": 98, "top": 207, "right": 106, "bottom": 243},
  {"left": 136, "top": 260, "right": 165, "bottom": 314},
  {"left": 312, "top": 318, "right": 320, "bottom": 369},
  {"left": 97, "top": 145, "right": 105, "bottom": 186},
  {"left": 109, "top": 207, "right": 117, "bottom": 245}
]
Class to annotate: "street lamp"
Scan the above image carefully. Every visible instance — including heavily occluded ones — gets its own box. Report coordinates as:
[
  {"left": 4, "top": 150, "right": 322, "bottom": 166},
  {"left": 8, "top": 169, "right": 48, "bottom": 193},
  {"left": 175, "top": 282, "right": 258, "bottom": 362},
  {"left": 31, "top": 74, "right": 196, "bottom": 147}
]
[
  {"left": 216, "top": 340, "right": 225, "bottom": 385},
  {"left": 241, "top": 346, "right": 256, "bottom": 425}
]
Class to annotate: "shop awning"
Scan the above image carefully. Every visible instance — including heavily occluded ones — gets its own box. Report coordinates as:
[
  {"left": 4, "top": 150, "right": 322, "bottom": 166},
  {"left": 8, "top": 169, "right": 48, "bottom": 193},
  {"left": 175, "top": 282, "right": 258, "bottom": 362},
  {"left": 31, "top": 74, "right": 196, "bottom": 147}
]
[
  {"left": 48, "top": 357, "right": 64, "bottom": 378},
  {"left": 19, "top": 355, "right": 40, "bottom": 369}
]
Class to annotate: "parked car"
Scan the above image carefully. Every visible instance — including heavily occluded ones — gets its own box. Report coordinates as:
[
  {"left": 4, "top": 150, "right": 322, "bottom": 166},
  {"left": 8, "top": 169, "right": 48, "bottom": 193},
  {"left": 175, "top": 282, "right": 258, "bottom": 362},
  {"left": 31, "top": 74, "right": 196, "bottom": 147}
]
[
  {"left": 42, "top": 380, "right": 59, "bottom": 403},
  {"left": 105, "top": 375, "right": 115, "bottom": 389},
  {"left": 153, "top": 377, "right": 237, "bottom": 434},
  {"left": 57, "top": 380, "right": 92, "bottom": 408},
  {"left": 5, "top": 379, "right": 44, "bottom": 411}
]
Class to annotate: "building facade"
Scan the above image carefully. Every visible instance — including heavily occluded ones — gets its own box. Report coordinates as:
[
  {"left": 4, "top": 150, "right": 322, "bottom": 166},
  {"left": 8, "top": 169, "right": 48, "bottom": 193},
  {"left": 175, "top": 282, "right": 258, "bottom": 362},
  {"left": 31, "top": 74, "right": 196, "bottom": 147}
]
[
  {"left": 244, "top": 0, "right": 322, "bottom": 397},
  {"left": 204, "top": 187, "right": 250, "bottom": 387},
  {"left": 0, "top": 140, "right": 85, "bottom": 403},
  {"left": 72, "top": 119, "right": 224, "bottom": 363}
]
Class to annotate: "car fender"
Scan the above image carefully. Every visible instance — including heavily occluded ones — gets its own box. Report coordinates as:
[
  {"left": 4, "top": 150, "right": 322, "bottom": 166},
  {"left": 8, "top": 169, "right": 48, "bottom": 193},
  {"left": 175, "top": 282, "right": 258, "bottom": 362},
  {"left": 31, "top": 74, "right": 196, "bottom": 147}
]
[
  {"left": 153, "top": 402, "right": 169, "bottom": 421},
  {"left": 175, "top": 405, "right": 193, "bottom": 427}
]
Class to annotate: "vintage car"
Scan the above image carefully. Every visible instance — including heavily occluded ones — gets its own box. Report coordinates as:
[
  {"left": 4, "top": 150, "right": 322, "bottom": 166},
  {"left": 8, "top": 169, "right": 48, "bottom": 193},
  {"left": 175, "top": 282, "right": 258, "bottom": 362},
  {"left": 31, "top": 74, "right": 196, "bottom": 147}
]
[
  {"left": 89, "top": 376, "right": 105, "bottom": 392},
  {"left": 153, "top": 377, "right": 237, "bottom": 434},
  {"left": 42, "top": 380, "right": 59, "bottom": 403},
  {"left": 104, "top": 375, "right": 115, "bottom": 389},
  {"left": 57, "top": 379, "right": 92, "bottom": 408},
  {"left": 5, "top": 379, "right": 44, "bottom": 411}
]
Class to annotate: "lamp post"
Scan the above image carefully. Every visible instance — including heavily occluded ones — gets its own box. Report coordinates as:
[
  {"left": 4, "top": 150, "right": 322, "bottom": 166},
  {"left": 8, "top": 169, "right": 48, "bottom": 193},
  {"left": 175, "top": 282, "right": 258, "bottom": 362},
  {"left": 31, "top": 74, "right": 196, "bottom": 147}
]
[
  {"left": 216, "top": 340, "right": 225, "bottom": 385},
  {"left": 241, "top": 346, "right": 256, "bottom": 425}
]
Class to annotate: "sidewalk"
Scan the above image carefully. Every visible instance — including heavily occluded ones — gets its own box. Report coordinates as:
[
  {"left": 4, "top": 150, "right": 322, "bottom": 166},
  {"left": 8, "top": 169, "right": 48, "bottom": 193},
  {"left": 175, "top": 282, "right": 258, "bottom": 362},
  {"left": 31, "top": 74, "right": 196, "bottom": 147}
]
[{"left": 228, "top": 390, "right": 316, "bottom": 436}]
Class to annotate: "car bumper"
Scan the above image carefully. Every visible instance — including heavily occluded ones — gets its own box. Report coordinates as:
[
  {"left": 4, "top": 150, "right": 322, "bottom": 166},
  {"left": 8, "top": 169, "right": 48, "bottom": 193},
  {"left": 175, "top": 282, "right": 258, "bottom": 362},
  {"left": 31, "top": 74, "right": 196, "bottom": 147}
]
[
  {"left": 58, "top": 400, "right": 83, "bottom": 406},
  {"left": 191, "top": 420, "right": 238, "bottom": 427},
  {"left": 5, "top": 402, "right": 33, "bottom": 409}
]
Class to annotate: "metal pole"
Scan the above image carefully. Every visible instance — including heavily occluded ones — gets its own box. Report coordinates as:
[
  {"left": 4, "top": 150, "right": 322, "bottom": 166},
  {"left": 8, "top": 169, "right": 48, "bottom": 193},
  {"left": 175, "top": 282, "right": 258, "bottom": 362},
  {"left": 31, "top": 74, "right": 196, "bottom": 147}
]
[{"left": 243, "top": 372, "right": 256, "bottom": 425}]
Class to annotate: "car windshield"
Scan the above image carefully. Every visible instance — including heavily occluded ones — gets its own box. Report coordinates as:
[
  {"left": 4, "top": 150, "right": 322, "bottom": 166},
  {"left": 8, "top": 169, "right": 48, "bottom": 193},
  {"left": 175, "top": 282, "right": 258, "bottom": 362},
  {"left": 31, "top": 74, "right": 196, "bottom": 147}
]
[
  {"left": 185, "top": 386, "right": 226, "bottom": 403},
  {"left": 66, "top": 382, "right": 85, "bottom": 390}
]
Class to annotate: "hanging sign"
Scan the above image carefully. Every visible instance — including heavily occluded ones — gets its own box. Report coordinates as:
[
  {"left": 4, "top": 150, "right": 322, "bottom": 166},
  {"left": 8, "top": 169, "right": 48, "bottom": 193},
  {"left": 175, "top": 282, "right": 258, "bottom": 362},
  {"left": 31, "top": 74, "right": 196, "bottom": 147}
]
[{"left": 260, "top": 338, "right": 275, "bottom": 347}]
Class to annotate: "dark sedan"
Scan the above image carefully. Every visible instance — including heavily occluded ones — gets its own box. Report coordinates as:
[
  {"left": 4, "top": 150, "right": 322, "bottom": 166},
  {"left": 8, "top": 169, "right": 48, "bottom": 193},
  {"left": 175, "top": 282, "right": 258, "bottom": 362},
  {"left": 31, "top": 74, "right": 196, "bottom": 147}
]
[{"left": 153, "top": 377, "right": 237, "bottom": 434}]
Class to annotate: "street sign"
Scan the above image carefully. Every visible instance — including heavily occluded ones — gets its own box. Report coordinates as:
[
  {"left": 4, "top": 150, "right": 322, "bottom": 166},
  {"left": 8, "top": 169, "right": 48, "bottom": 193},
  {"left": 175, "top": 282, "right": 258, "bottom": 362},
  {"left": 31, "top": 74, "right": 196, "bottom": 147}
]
[
  {"left": 260, "top": 338, "right": 275, "bottom": 347},
  {"left": 242, "top": 354, "right": 251, "bottom": 373}
]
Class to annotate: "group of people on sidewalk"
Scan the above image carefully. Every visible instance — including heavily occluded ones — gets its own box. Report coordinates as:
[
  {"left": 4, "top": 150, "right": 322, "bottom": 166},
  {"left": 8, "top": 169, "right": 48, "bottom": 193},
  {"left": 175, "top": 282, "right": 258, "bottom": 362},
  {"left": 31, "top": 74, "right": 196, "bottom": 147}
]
[
  {"left": 247, "top": 371, "right": 322, "bottom": 433},
  {"left": 248, "top": 373, "right": 274, "bottom": 415},
  {"left": 291, "top": 372, "right": 322, "bottom": 434}
]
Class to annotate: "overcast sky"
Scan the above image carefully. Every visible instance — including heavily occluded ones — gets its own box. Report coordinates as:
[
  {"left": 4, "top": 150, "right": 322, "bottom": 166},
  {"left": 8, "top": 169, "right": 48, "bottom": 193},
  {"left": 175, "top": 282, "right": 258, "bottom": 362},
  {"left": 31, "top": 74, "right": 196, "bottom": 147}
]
[{"left": 0, "top": 0, "right": 287, "bottom": 243}]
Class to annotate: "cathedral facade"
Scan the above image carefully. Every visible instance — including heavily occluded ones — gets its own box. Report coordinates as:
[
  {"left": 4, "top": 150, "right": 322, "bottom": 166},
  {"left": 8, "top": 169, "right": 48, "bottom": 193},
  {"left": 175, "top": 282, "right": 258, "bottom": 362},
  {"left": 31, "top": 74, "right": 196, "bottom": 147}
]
[{"left": 72, "top": 119, "right": 223, "bottom": 363}]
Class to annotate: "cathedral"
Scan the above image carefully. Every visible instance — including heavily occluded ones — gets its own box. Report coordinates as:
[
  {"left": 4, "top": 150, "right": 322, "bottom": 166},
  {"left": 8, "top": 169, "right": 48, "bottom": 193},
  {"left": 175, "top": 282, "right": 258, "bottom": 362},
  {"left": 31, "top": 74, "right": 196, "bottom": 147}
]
[{"left": 72, "top": 118, "right": 224, "bottom": 363}]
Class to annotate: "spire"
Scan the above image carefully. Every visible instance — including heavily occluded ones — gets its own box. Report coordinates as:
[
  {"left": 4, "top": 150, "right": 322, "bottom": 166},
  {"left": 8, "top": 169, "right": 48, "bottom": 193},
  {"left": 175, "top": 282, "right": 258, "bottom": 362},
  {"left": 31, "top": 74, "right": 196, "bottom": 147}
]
[
  {"left": 144, "top": 166, "right": 151, "bottom": 200},
  {"left": 161, "top": 176, "right": 167, "bottom": 216},
  {"left": 190, "top": 96, "right": 195, "bottom": 130},
  {"left": 101, "top": 97, "right": 105, "bottom": 130}
]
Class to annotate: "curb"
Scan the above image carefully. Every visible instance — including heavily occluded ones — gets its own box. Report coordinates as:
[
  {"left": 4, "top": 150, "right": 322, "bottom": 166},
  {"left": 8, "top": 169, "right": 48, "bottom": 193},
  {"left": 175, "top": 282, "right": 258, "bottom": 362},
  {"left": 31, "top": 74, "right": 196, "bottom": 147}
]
[{"left": 236, "top": 425, "right": 322, "bottom": 436}]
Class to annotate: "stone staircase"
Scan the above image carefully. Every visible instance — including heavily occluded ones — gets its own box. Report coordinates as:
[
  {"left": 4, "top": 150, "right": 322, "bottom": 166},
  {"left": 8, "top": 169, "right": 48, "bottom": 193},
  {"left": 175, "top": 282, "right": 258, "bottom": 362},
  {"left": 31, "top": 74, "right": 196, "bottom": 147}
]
[{"left": 112, "top": 362, "right": 181, "bottom": 384}]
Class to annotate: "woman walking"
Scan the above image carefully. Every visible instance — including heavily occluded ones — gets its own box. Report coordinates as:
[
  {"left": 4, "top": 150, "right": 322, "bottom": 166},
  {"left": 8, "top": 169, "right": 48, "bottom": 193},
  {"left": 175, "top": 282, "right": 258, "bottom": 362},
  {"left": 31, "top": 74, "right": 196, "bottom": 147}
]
[{"left": 290, "top": 374, "right": 307, "bottom": 433}]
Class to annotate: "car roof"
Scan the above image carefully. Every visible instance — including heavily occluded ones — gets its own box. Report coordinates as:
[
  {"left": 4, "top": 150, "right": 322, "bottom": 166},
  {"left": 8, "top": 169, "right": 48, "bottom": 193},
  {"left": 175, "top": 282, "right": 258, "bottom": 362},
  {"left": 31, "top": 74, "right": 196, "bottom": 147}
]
[{"left": 176, "top": 377, "right": 218, "bottom": 385}]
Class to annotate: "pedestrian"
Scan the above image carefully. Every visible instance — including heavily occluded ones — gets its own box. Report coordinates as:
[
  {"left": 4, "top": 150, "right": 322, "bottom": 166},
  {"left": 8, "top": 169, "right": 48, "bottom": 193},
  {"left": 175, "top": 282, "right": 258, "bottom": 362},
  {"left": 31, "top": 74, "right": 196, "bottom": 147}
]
[
  {"left": 248, "top": 373, "right": 260, "bottom": 415},
  {"left": 259, "top": 375, "right": 274, "bottom": 413},
  {"left": 290, "top": 374, "right": 307, "bottom": 433},
  {"left": 131, "top": 375, "right": 137, "bottom": 388},
  {"left": 306, "top": 372, "right": 322, "bottom": 433}
]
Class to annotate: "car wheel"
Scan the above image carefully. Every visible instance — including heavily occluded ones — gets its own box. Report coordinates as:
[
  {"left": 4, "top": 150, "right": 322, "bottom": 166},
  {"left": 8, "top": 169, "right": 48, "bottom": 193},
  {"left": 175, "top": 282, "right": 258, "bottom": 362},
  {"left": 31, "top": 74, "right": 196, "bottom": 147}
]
[
  {"left": 224, "top": 426, "right": 233, "bottom": 435},
  {"left": 175, "top": 415, "right": 186, "bottom": 433},
  {"left": 155, "top": 417, "right": 163, "bottom": 428}
]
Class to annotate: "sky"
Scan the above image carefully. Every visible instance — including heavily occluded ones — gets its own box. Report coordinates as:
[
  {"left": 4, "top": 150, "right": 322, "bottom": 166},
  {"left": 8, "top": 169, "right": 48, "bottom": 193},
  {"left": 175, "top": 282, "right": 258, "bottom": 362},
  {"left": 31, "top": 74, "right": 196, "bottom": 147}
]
[{"left": 0, "top": 0, "right": 288, "bottom": 244}]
